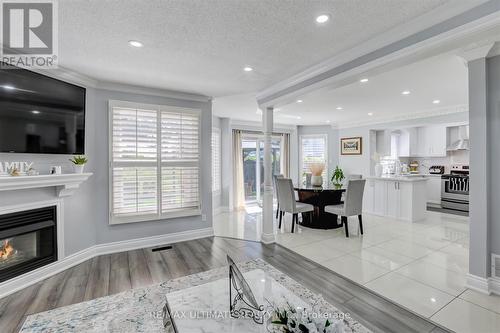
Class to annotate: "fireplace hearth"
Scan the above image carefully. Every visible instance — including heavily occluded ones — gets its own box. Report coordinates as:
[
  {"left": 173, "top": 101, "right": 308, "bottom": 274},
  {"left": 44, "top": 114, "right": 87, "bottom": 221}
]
[{"left": 0, "top": 206, "right": 57, "bottom": 283}]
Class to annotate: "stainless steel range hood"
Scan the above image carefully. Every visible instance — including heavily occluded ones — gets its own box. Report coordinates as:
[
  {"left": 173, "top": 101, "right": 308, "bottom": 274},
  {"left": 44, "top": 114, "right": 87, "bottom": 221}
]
[{"left": 447, "top": 125, "right": 469, "bottom": 151}]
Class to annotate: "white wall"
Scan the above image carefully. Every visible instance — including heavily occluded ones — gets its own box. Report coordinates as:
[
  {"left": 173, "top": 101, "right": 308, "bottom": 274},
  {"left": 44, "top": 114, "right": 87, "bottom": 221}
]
[{"left": 0, "top": 85, "right": 213, "bottom": 256}]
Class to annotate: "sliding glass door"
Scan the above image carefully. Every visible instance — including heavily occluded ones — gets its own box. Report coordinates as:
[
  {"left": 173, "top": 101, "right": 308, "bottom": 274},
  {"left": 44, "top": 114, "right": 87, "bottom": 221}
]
[{"left": 242, "top": 135, "right": 282, "bottom": 203}]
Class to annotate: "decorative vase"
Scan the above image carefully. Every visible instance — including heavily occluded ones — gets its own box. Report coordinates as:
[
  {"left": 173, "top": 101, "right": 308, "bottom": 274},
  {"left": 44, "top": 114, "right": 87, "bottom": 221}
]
[
  {"left": 374, "top": 163, "right": 383, "bottom": 177},
  {"left": 73, "top": 164, "right": 85, "bottom": 174},
  {"left": 311, "top": 175, "right": 323, "bottom": 186}
]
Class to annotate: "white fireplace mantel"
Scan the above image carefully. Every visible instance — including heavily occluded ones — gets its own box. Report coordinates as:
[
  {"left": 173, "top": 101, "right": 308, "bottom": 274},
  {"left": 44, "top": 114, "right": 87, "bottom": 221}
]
[{"left": 0, "top": 173, "right": 93, "bottom": 197}]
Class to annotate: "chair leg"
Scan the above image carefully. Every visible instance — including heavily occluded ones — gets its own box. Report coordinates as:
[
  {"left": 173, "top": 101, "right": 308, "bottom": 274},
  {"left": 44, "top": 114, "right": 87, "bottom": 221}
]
[
  {"left": 342, "top": 216, "right": 349, "bottom": 237},
  {"left": 276, "top": 203, "right": 279, "bottom": 219},
  {"left": 292, "top": 214, "right": 296, "bottom": 233},
  {"left": 279, "top": 211, "right": 283, "bottom": 229},
  {"left": 358, "top": 215, "right": 363, "bottom": 235}
]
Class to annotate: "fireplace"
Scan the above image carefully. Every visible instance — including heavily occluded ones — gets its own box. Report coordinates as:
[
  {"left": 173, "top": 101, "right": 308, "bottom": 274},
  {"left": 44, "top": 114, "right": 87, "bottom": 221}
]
[{"left": 0, "top": 206, "right": 57, "bottom": 283}]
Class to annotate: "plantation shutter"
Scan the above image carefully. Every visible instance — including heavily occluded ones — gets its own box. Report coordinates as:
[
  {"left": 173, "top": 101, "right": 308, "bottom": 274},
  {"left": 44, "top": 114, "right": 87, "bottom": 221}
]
[
  {"left": 300, "top": 136, "right": 327, "bottom": 180},
  {"left": 212, "top": 128, "right": 221, "bottom": 192},
  {"left": 111, "top": 107, "right": 158, "bottom": 219},
  {"left": 160, "top": 108, "right": 201, "bottom": 214},
  {"left": 110, "top": 101, "right": 201, "bottom": 224}
]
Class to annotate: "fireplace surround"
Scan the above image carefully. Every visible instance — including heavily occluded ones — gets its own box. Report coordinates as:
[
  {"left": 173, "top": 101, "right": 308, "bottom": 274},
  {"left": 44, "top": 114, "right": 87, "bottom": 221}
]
[{"left": 0, "top": 206, "right": 57, "bottom": 283}]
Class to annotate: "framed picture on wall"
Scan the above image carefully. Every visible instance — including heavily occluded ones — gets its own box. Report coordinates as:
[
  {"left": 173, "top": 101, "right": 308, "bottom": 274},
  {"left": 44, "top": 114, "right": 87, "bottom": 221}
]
[{"left": 341, "top": 137, "right": 362, "bottom": 155}]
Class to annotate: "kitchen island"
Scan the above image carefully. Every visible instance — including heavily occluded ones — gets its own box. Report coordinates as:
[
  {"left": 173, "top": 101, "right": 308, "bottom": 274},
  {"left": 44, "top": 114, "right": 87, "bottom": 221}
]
[{"left": 363, "top": 175, "right": 428, "bottom": 222}]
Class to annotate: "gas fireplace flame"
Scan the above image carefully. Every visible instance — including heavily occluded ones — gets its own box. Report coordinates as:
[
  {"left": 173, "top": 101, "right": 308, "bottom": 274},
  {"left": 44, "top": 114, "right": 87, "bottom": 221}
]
[{"left": 0, "top": 239, "right": 14, "bottom": 260}]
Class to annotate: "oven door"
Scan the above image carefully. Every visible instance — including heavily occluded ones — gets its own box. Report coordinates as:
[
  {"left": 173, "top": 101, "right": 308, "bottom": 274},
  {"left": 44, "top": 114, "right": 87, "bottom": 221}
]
[{"left": 441, "top": 177, "right": 469, "bottom": 211}]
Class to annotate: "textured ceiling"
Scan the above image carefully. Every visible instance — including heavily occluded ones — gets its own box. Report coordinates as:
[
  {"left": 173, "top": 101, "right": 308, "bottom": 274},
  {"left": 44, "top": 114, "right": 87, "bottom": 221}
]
[
  {"left": 214, "top": 53, "right": 468, "bottom": 126},
  {"left": 58, "top": 0, "right": 453, "bottom": 96}
]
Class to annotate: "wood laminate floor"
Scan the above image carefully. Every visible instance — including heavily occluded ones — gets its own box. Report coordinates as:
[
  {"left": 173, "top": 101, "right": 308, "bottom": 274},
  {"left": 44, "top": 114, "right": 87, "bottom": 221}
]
[{"left": 0, "top": 237, "right": 450, "bottom": 333}]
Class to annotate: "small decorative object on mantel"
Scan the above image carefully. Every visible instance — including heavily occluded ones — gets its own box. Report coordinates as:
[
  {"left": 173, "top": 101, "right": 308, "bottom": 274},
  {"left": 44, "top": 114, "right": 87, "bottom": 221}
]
[
  {"left": 69, "top": 155, "right": 88, "bottom": 174},
  {"left": 267, "top": 301, "right": 346, "bottom": 333},
  {"left": 331, "top": 166, "right": 345, "bottom": 189},
  {"left": 0, "top": 161, "right": 34, "bottom": 176},
  {"left": 50, "top": 166, "right": 62, "bottom": 175},
  {"left": 227, "top": 255, "right": 265, "bottom": 324},
  {"left": 341, "top": 137, "right": 362, "bottom": 155},
  {"left": 309, "top": 162, "right": 325, "bottom": 187}
]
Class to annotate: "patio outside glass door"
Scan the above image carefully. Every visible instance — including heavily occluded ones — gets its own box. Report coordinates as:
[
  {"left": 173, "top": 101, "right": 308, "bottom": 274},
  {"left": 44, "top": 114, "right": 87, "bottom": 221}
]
[{"left": 242, "top": 136, "right": 281, "bottom": 203}]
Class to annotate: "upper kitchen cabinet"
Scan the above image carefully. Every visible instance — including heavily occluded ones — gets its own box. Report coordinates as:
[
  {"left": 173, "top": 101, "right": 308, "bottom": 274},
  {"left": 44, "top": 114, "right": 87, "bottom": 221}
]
[
  {"left": 416, "top": 125, "right": 447, "bottom": 157},
  {"left": 397, "top": 128, "right": 418, "bottom": 157}
]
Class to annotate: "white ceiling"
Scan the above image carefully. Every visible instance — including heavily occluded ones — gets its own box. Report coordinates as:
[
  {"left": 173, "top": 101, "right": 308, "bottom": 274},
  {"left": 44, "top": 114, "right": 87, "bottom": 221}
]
[
  {"left": 58, "top": 0, "right": 463, "bottom": 97},
  {"left": 214, "top": 52, "right": 468, "bottom": 127}
]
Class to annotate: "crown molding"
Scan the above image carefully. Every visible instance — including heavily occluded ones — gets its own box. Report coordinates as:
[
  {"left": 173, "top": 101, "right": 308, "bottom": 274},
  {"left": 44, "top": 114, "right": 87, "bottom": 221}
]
[
  {"left": 20, "top": 65, "right": 211, "bottom": 103},
  {"left": 257, "top": 0, "right": 500, "bottom": 107},
  {"left": 337, "top": 104, "right": 468, "bottom": 129}
]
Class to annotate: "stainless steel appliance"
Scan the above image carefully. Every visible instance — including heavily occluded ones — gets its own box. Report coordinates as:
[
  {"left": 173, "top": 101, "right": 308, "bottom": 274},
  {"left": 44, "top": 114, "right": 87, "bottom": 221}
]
[{"left": 441, "top": 165, "right": 469, "bottom": 212}]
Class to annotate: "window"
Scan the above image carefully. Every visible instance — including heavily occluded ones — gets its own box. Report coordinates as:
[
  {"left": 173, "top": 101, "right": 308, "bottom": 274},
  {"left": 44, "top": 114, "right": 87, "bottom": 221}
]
[
  {"left": 109, "top": 101, "right": 201, "bottom": 224},
  {"left": 300, "top": 135, "right": 327, "bottom": 183},
  {"left": 212, "top": 127, "right": 221, "bottom": 193}
]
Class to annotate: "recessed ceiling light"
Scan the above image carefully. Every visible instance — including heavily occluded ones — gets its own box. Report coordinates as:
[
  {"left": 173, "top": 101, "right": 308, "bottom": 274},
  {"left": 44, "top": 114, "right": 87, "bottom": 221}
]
[
  {"left": 243, "top": 66, "right": 253, "bottom": 72},
  {"left": 296, "top": 99, "right": 303, "bottom": 103},
  {"left": 401, "top": 90, "right": 411, "bottom": 95},
  {"left": 297, "top": 116, "right": 302, "bottom": 119},
  {"left": 128, "top": 40, "right": 143, "bottom": 48},
  {"left": 31, "top": 110, "right": 40, "bottom": 114},
  {"left": 336, "top": 106, "right": 343, "bottom": 110},
  {"left": 368, "top": 112, "right": 373, "bottom": 116},
  {"left": 2, "top": 85, "right": 15, "bottom": 90},
  {"left": 432, "top": 99, "right": 440, "bottom": 104},
  {"left": 360, "top": 78, "right": 369, "bottom": 83},
  {"left": 316, "top": 14, "right": 330, "bottom": 23},
  {"left": 326, "top": 120, "right": 331, "bottom": 123}
]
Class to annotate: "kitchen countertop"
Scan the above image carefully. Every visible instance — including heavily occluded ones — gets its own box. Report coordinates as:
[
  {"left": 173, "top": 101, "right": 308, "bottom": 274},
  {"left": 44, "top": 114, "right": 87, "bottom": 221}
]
[{"left": 366, "top": 175, "right": 429, "bottom": 182}]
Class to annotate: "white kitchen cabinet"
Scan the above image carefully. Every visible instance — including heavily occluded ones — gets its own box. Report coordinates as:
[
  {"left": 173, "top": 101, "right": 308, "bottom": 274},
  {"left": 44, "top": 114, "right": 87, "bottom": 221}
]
[
  {"left": 417, "top": 126, "right": 447, "bottom": 157},
  {"left": 363, "top": 177, "right": 428, "bottom": 222},
  {"left": 426, "top": 176, "right": 442, "bottom": 204},
  {"left": 398, "top": 128, "right": 418, "bottom": 157}
]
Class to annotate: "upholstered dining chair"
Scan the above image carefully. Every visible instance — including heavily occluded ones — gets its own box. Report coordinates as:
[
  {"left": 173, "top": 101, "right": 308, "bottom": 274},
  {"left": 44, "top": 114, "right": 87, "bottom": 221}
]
[
  {"left": 276, "top": 178, "right": 314, "bottom": 233},
  {"left": 273, "top": 174, "right": 284, "bottom": 219},
  {"left": 325, "top": 179, "right": 366, "bottom": 237},
  {"left": 341, "top": 174, "right": 362, "bottom": 201}
]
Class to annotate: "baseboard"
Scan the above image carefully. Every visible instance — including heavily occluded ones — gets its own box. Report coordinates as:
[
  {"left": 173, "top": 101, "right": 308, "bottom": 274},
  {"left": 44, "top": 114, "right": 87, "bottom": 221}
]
[
  {"left": 0, "top": 227, "right": 214, "bottom": 299},
  {"left": 466, "top": 273, "right": 491, "bottom": 295},
  {"left": 488, "top": 277, "right": 500, "bottom": 296},
  {"left": 94, "top": 227, "right": 214, "bottom": 255}
]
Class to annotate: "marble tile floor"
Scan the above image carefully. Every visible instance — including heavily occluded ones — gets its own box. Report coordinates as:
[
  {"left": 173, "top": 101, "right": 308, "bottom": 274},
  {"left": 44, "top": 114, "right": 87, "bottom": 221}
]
[{"left": 213, "top": 206, "right": 500, "bottom": 333}]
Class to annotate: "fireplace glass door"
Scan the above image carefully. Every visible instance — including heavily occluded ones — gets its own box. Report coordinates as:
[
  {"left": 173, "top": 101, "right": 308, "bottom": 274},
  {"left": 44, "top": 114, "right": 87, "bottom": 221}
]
[{"left": 0, "top": 206, "right": 57, "bottom": 282}]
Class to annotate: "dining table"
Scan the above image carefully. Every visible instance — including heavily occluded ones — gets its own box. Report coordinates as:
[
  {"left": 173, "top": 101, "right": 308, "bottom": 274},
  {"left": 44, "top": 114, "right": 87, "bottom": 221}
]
[{"left": 293, "top": 184, "right": 346, "bottom": 229}]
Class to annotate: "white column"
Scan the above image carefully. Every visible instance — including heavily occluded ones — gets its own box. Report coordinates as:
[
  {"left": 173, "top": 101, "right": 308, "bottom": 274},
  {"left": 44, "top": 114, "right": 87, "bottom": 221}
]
[
  {"left": 261, "top": 107, "right": 276, "bottom": 244},
  {"left": 459, "top": 42, "right": 494, "bottom": 290}
]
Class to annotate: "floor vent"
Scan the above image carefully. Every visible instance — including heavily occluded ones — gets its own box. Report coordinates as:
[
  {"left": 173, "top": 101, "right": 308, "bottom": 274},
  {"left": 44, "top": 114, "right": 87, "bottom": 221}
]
[
  {"left": 492, "top": 254, "right": 500, "bottom": 278},
  {"left": 152, "top": 245, "right": 173, "bottom": 252}
]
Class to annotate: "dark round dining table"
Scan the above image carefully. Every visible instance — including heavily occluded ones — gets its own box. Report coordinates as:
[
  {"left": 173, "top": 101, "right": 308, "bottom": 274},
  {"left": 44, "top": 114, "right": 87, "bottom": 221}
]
[{"left": 293, "top": 185, "right": 346, "bottom": 229}]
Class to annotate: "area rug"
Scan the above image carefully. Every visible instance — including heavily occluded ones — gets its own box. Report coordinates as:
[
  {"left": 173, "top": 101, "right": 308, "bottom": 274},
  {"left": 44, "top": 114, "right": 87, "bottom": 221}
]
[{"left": 20, "top": 258, "right": 370, "bottom": 333}]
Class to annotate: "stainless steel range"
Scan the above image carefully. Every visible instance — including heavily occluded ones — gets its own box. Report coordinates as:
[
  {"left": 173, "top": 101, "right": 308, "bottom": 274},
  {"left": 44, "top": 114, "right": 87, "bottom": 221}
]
[{"left": 441, "top": 165, "right": 469, "bottom": 212}]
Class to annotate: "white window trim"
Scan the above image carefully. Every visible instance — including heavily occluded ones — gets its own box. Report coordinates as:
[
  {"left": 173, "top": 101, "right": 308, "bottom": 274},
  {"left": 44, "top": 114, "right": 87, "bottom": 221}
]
[
  {"left": 212, "top": 127, "right": 221, "bottom": 195},
  {"left": 108, "top": 100, "right": 202, "bottom": 225},
  {"left": 299, "top": 134, "right": 328, "bottom": 183}
]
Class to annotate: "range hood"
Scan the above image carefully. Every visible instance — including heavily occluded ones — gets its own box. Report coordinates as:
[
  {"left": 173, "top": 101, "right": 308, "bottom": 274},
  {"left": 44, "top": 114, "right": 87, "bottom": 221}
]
[{"left": 447, "top": 125, "right": 470, "bottom": 151}]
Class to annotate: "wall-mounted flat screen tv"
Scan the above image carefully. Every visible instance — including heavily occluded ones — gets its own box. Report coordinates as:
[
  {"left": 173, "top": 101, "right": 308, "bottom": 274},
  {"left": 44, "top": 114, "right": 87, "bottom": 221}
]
[{"left": 0, "top": 62, "right": 86, "bottom": 154}]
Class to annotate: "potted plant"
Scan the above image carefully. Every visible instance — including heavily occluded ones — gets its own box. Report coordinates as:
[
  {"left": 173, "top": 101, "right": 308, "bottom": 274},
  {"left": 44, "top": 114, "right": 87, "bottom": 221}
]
[
  {"left": 309, "top": 162, "right": 325, "bottom": 186},
  {"left": 331, "top": 166, "right": 345, "bottom": 189},
  {"left": 69, "top": 155, "right": 88, "bottom": 174}
]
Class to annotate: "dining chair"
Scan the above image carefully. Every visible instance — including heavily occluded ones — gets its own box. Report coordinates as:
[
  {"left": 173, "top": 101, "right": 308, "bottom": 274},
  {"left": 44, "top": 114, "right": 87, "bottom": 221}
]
[
  {"left": 324, "top": 179, "right": 366, "bottom": 237},
  {"left": 276, "top": 178, "right": 314, "bottom": 233},
  {"left": 273, "top": 174, "right": 284, "bottom": 219},
  {"left": 341, "top": 174, "right": 362, "bottom": 200}
]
